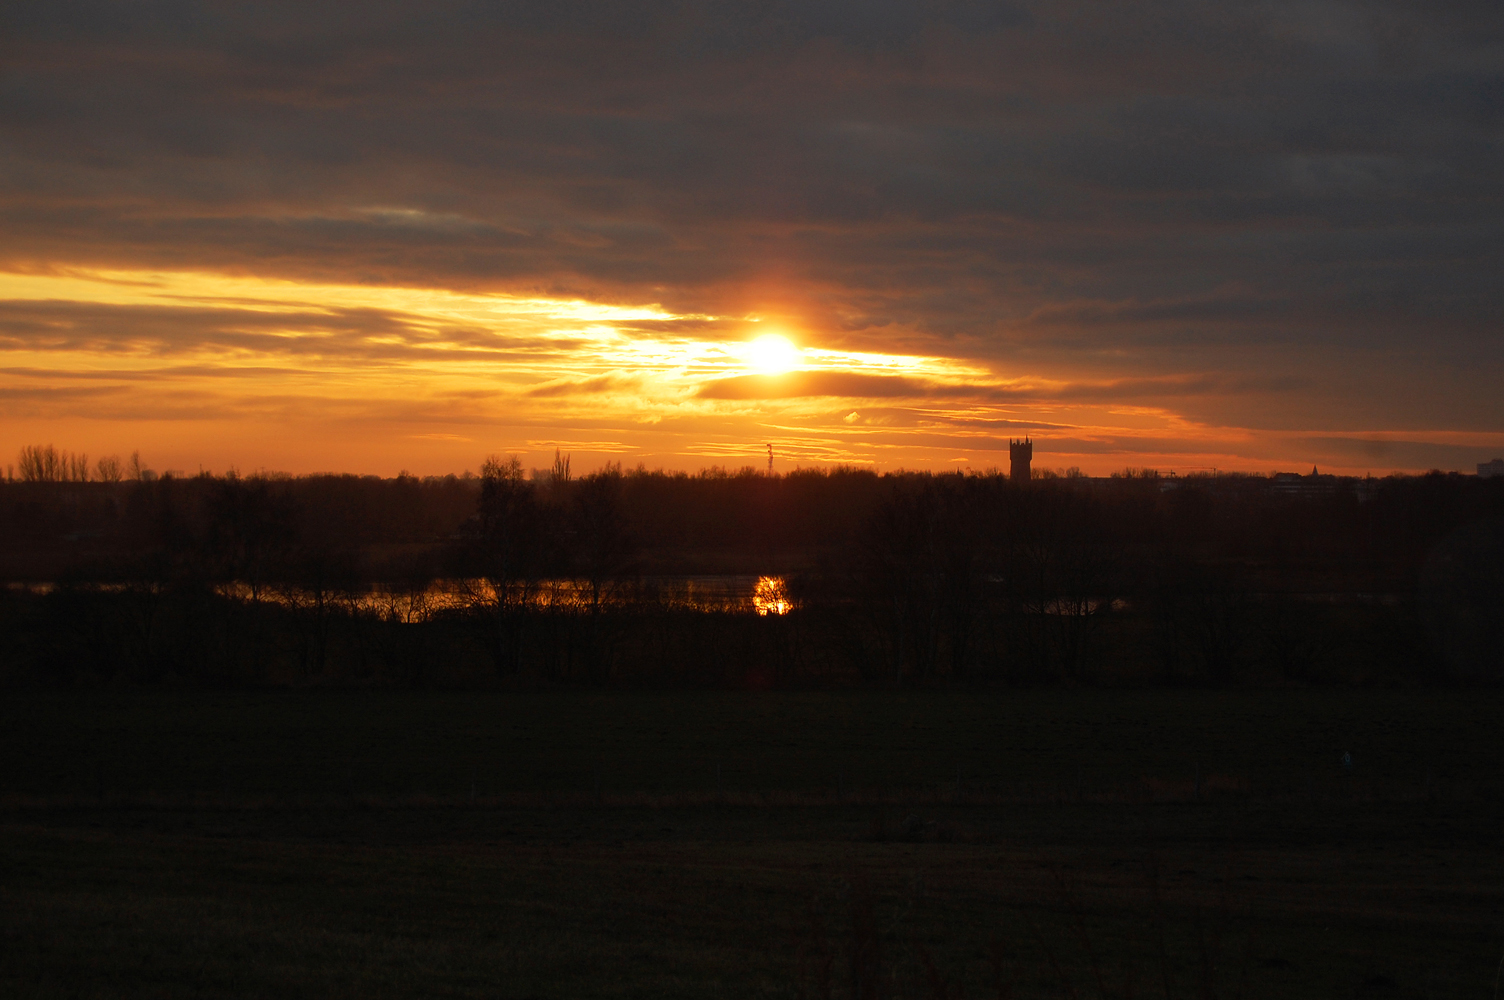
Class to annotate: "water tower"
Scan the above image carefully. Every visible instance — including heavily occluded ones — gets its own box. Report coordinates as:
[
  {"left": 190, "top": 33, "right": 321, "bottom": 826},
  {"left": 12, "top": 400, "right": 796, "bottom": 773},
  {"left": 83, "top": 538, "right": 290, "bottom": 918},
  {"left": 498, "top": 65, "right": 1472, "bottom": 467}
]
[{"left": 1010, "top": 438, "right": 1032, "bottom": 483}]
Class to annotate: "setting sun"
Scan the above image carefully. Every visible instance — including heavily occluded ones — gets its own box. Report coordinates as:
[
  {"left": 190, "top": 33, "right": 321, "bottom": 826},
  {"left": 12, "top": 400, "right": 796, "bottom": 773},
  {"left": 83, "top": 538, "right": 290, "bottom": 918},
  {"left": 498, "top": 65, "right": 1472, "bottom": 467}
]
[{"left": 746, "top": 334, "right": 802, "bottom": 375}]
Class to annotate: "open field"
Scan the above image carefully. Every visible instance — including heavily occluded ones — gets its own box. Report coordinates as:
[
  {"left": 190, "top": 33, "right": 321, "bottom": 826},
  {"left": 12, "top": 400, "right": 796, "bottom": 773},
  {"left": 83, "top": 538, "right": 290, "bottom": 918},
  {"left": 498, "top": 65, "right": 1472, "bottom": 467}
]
[{"left": 3, "top": 691, "right": 1502, "bottom": 997}]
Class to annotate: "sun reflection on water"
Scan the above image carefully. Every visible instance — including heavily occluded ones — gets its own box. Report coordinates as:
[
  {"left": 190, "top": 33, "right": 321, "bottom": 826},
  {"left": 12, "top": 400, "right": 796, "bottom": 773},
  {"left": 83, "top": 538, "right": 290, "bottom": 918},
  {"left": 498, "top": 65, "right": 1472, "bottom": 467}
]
[
  {"left": 210, "top": 575, "right": 799, "bottom": 618},
  {"left": 752, "top": 576, "right": 792, "bottom": 616}
]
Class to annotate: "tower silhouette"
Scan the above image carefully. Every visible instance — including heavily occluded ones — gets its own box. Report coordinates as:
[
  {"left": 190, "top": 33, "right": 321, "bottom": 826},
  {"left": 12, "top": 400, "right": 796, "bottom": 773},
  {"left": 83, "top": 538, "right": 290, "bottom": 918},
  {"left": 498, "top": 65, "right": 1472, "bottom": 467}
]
[{"left": 1010, "top": 437, "right": 1032, "bottom": 483}]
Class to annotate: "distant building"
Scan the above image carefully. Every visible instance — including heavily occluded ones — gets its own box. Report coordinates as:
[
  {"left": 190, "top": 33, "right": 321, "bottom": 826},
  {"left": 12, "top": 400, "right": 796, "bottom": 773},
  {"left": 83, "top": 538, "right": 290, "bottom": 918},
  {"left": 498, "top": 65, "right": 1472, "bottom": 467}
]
[
  {"left": 1010, "top": 438, "right": 1032, "bottom": 483},
  {"left": 1272, "top": 467, "right": 1339, "bottom": 498},
  {"left": 1479, "top": 459, "right": 1504, "bottom": 478}
]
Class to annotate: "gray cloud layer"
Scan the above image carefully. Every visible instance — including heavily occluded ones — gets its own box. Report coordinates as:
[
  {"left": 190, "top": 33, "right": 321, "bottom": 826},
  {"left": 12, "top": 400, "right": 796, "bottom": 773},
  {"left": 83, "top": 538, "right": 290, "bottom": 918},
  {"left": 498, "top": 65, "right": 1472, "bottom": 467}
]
[{"left": 3, "top": 0, "right": 1502, "bottom": 437}]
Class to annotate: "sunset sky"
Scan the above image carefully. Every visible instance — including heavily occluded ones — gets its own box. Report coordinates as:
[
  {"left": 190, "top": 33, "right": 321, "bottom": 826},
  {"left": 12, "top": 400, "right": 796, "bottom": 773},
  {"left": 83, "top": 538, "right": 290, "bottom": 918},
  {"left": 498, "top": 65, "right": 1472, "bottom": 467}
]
[{"left": 3, "top": 1, "right": 1501, "bottom": 477}]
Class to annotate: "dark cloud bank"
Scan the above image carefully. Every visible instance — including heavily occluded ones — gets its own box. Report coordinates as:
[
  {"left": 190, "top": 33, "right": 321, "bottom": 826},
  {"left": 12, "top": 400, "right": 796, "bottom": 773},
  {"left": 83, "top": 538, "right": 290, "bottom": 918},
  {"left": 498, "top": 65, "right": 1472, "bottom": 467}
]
[{"left": 2, "top": 0, "right": 1502, "bottom": 439}]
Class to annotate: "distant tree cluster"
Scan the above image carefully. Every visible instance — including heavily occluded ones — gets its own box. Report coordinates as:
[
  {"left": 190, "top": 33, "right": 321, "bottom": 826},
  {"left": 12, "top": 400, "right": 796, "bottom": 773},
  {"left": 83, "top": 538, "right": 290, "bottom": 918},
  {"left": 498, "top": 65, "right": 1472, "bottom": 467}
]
[{"left": 12, "top": 444, "right": 149, "bottom": 483}]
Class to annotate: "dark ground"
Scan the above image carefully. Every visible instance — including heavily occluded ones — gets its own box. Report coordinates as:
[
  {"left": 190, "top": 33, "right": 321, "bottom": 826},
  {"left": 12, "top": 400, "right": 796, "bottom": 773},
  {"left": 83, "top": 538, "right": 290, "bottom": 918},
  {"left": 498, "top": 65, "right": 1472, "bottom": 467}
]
[{"left": 2, "top": 691, "right": 1501, "bottom": 998}]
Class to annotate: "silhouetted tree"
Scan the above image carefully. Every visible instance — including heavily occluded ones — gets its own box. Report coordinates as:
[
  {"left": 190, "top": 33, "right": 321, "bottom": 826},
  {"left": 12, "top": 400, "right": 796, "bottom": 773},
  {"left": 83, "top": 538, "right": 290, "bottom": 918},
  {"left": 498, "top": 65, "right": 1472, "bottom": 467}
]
[
  {"left": 474, "top": 454, "right": 540, "bottom": 675},
  {"left": 204, "top": 473, "right": 297, "bottom": 601},
  {"left": 1002, "top": 483, "right": 1117, "bottom": 683},
  {"left": 94, "top": 455, "right": 124, "bottom": 483},
  {"left": 574, "top": 465, "right": 631, "bottom": 612},
  {"left": 861, "top": 476, "right": 985, "bottom": 685}
]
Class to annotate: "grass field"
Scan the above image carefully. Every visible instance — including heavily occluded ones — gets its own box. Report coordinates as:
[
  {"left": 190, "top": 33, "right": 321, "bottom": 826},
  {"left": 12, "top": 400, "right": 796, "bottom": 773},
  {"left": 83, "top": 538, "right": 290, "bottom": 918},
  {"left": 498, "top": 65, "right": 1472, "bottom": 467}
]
[{"left": 3, "top": 690, "right": 1502, "bottom": 997}]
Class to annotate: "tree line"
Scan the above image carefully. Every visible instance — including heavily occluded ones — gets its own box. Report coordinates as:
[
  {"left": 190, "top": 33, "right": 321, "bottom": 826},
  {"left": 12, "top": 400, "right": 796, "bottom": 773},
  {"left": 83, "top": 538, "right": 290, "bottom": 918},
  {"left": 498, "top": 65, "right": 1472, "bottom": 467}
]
[
  {"left": 9, "top": 444, "right": 152, "bottom": 484},
  {"left": 1, "top": 448, "right": 1500, "bottom": 688}
]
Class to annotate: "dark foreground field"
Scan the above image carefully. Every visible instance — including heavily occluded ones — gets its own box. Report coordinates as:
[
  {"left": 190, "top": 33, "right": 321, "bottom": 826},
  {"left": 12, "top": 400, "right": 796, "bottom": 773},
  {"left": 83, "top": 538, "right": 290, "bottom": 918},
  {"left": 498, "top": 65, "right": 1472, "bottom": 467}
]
[{"left": 2, "top": 691, "right": 1502, "bottom": 998}]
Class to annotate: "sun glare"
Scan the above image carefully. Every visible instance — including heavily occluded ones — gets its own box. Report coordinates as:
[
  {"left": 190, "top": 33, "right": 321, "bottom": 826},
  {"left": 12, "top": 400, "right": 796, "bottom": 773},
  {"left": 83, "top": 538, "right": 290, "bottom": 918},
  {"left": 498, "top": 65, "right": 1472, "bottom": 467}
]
[{"left": 747, "top": 334, "right": 801, "bottom": 375}]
